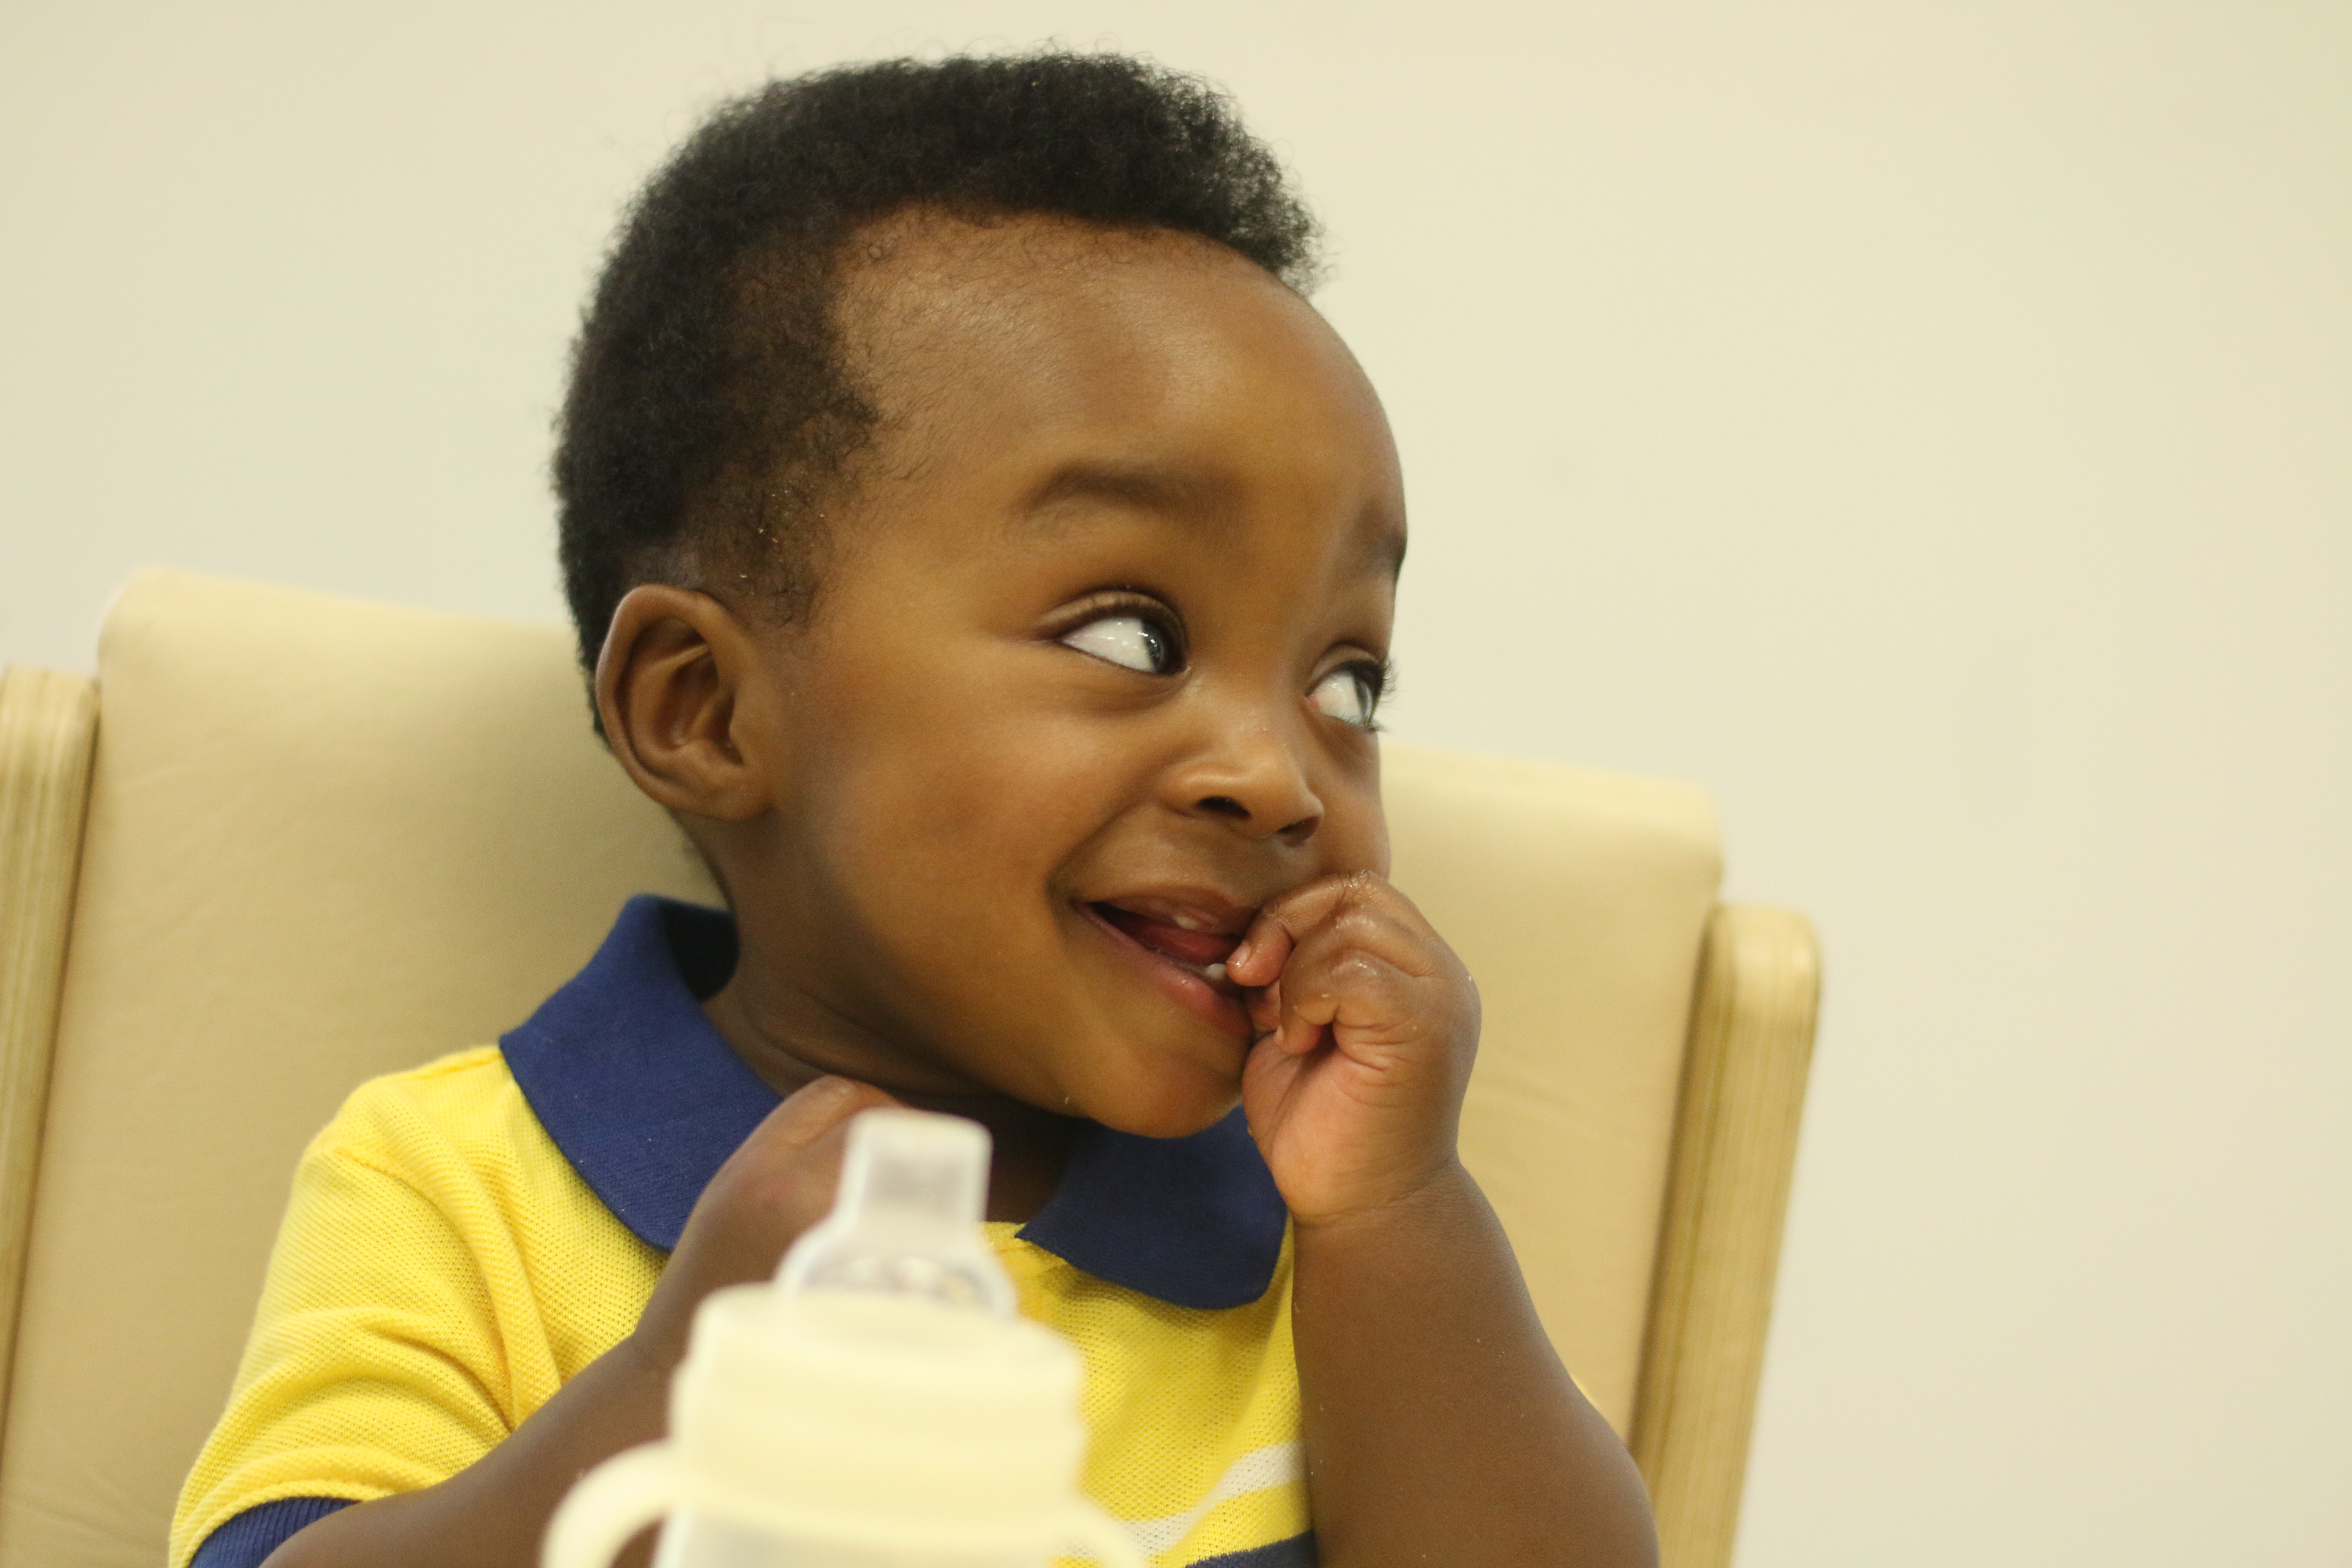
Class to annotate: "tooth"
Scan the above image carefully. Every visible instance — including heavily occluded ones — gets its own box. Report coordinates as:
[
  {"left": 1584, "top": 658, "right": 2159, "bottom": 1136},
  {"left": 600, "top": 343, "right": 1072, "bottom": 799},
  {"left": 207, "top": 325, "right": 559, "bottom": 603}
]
[
  {"left": 1172, "top": 912, "right": 1207, "bottom": 931},
  {"left": 1206, "top": 963, "right": 1228, "bottom": 984}
]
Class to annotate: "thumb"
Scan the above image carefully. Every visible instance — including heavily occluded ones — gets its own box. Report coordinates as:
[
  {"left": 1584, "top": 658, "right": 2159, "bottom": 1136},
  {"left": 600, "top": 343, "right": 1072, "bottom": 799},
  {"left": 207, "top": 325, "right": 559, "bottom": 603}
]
[{"left": 757, "top": 1074, "right": 899, "bottom": 1151}]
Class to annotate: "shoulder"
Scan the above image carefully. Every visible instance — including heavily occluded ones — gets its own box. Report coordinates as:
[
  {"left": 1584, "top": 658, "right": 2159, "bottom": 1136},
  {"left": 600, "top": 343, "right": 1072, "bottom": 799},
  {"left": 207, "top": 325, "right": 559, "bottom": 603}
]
[
  {"left": 267, "top": 1044, "right": 661, "bottom": 1360},
  {"left": 303, "top": 1045, "right": 564, "bottom": 1193},
  {"left": 312, "top": 1044, "right": 510, "bottom": 1145}
]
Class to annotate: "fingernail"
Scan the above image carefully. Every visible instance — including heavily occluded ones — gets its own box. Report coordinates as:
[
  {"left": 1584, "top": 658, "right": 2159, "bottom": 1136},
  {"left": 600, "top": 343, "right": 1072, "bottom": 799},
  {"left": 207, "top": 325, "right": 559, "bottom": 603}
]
[{"left": 785, "top": 1075, "right": 863, "bottom": 1125}]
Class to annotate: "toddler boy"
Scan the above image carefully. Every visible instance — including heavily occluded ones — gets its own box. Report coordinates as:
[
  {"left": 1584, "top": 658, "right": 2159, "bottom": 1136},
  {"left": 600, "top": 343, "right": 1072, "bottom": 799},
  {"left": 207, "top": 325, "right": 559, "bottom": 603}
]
[{"left": 169, "top": 54, "right": 1656, "bottom": 1568}]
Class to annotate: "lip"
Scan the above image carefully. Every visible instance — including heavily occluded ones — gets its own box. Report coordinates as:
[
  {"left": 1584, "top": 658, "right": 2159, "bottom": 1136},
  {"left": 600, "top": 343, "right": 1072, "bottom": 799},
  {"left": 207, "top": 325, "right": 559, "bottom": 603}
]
[
  {"left": 1075, "top": 897, "right": 1253, "bottom": 1041},
  {"left": 1087, "top": 886, "right": 1258, "bottom": 937}
]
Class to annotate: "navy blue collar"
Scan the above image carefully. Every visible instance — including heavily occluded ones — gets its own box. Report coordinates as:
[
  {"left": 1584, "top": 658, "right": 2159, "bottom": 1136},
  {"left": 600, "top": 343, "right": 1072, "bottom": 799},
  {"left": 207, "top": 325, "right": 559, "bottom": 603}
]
[{"left": 502, "top": 896, "right": 1286, "bottom": 1311}]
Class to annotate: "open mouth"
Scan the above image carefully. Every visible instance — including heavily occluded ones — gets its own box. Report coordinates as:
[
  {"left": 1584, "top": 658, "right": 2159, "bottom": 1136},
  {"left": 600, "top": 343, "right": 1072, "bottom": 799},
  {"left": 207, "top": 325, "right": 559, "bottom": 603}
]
[
  {"left": 1078, "top": 896, "right": 1253, "bottom": 1036},
  {"left": 1090, "top": 901, "right": 1243, "bottom": 977}
]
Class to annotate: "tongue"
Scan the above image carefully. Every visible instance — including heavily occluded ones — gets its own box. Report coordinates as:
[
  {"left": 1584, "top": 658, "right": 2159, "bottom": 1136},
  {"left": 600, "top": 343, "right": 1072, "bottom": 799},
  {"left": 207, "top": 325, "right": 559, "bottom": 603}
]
[{"left": 1097, "top": 905, "right": 1240, "bottom": 968}]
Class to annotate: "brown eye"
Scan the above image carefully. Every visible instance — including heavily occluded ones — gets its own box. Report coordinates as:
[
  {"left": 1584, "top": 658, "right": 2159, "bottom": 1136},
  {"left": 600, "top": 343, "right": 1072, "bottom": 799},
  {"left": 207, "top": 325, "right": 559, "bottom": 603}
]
[{"left": 1060, "top": 614, "right": 1180, "bottom": 675}]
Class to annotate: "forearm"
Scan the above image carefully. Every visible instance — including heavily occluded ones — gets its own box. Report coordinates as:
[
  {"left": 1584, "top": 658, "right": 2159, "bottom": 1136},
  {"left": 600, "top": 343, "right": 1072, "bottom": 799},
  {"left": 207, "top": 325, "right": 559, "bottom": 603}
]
[
  {"left": 1292, "top": 1163, "right": 1657, "bottom": 1568},
  {"left": 261, "top": 1333, "right": 671, "bottom": 1568}
]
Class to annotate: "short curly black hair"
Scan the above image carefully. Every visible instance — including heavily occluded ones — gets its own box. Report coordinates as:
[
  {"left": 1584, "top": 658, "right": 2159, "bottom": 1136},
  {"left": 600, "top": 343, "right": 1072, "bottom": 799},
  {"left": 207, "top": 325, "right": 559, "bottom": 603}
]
[{"left": 553, "top": 52, "right": 1322, "bottom": 677}]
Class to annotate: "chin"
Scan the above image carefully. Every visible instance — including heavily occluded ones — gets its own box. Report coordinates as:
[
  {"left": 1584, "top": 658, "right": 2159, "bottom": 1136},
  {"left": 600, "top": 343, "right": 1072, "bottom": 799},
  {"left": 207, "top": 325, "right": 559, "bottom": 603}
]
[{"left": 1075, "top": 1055, "right": 1242, "bottom": 1141}]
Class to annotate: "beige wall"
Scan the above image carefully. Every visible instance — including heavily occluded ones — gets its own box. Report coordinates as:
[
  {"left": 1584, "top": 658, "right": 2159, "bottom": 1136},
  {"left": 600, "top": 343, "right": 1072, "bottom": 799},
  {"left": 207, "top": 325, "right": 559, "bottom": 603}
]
[{"left": 3, "top": 3, "right": 2347, "bottom": 1563}]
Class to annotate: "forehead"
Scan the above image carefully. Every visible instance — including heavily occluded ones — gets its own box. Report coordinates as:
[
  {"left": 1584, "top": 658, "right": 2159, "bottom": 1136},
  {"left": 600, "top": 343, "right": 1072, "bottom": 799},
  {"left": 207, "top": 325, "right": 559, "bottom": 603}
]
[{"left": 830, "top": 211, "right": 1406, "bottom": 576}]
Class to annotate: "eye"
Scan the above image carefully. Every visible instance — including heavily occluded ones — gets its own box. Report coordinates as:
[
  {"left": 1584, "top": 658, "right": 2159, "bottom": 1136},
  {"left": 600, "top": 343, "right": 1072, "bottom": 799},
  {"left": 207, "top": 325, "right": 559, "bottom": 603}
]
[
  {"left": 1060, "top": 614, "right": 1182, "bottom": 676},
  {"left": 1309, "top": 663, "right": 1386, "bottom": 729}
]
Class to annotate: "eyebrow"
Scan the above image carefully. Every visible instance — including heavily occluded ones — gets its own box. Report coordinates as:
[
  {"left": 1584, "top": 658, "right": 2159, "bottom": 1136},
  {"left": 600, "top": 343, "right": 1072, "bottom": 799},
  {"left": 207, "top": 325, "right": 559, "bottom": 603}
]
[
  {"left": 1365, "top": 520, "right": 1408, "bottom": 581},
  {"left": 1021, "top": 459, "right": 1409, "bottom": 581},
  {"left": 1024, "top": 459, "right": 1228, "bottom": 519}
]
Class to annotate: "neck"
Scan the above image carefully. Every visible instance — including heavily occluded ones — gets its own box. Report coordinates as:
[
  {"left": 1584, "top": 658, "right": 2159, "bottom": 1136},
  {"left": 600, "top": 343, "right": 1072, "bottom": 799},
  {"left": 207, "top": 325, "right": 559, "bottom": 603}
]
[{"left": 698, "top": 978, "right": 1078, "bottom": 1223}]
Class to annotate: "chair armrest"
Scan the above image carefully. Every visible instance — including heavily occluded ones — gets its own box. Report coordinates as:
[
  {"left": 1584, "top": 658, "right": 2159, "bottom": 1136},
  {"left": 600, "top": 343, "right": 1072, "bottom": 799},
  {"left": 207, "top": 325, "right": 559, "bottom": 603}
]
[
  {"left": 1632, "top": 903, "right": 1822, "bottom": 1568},
  {"left": 0, "top": 667, "right": 99, "bottom": 1435}
]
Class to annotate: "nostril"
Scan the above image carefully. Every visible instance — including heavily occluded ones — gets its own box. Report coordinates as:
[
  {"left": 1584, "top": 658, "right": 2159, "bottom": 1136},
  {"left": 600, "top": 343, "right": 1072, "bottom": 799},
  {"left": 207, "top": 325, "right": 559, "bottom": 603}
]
[{"left": 1197, "top": 795, "right": 1249, "bottom": 820}]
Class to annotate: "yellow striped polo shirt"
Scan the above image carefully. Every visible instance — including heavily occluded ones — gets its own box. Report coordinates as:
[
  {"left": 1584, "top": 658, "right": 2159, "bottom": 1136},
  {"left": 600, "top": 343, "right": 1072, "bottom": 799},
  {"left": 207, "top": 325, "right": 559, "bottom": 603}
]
[{"left": 172, "top": 896, "right": 1311, "bottom": 1568}]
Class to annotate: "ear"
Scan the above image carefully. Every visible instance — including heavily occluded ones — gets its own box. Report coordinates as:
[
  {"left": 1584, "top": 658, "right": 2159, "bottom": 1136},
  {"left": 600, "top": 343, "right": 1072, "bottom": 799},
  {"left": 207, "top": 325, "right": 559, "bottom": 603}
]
[{"left": 594, "top": 584, "right": 774, "bottom": 822}]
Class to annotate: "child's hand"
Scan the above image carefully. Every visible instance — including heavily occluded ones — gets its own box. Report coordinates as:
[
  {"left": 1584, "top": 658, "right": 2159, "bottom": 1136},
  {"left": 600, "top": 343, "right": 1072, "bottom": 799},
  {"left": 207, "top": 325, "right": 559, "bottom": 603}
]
[
  {"left": 1225, "top": 871, "right": 1479, "bottom": 1226},
  {"left": 630, "top": 1075, "right": 901, "bottom": 1369}
]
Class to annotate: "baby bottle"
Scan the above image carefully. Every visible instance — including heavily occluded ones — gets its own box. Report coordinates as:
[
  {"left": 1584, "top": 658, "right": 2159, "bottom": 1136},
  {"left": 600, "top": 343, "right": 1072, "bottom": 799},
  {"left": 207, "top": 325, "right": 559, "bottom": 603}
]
[{"left": 543, "top": 1109, "right": 1145, "bottom": 1568}]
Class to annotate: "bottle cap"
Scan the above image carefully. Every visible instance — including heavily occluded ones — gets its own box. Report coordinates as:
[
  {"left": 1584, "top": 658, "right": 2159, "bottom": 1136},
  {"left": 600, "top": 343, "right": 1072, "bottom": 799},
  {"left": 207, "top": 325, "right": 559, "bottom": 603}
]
[{"left": 774, "top": 1108, "right": 1017, "bottom": 1316}]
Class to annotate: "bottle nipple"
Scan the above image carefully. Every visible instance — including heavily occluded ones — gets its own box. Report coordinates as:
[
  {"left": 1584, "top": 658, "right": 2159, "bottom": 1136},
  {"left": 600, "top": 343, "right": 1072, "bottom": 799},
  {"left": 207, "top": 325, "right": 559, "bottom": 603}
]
[{"left": 773, "top": 1108, "right": 1018, "bottom": 1317}]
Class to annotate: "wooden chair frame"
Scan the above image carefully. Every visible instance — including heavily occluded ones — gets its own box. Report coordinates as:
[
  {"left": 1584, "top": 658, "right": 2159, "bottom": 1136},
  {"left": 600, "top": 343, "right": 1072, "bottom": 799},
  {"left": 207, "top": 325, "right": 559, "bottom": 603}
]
[{"left": 0, "top": 663, "right": 1816, "bottom": 1568}]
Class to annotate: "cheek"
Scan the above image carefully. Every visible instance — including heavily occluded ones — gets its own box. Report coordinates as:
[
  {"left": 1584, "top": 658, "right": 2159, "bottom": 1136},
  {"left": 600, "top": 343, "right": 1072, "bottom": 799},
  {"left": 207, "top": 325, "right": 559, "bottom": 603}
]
[
  {"left": 1323, "top": 770, "right": 1391, "bottom": 876},
  {"left": 805, "top": 714, "right": 1118, "bottom": 946}
]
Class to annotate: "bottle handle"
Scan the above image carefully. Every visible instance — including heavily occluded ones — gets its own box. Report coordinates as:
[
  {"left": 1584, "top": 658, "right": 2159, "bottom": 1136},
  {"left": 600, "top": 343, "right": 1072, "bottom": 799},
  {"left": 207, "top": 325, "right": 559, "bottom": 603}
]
[
  {"left": 1062, "top": 1501, "right": 1153, "bottom": 1568},
  {"left": 542, "top": 1443, "right": 1149, "bottom": 1568},
  {"left": 541, "top": 1442, "right": 682, "bottom": 1568}
]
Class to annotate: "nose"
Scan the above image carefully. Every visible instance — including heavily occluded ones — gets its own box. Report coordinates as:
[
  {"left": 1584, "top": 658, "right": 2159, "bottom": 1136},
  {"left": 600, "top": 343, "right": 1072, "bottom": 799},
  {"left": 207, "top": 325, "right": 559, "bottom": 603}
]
[{"left": 1169, "top": 715, "right": 1323, "bottom": 845}]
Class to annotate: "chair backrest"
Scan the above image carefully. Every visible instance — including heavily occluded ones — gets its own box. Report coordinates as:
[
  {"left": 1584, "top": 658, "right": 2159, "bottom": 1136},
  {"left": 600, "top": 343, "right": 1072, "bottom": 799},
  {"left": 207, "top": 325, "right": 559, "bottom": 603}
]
[{"left": 0, "top": 570, "right": 1726, "bottom": 1568}]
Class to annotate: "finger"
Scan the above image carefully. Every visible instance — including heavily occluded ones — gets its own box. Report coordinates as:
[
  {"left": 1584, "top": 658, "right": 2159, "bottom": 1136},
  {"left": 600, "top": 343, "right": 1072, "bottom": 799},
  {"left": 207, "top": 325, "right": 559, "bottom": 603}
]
[
  {"left": 1273, "top": 893, "right": 1450, "bottom": 1006},
  {"left": 1237, "top": 879, "right": 1409, "bottom": 1050},
  {"left": 1226, "top": 883, "right": 1344, "bottom": 986},
  {"left": 1226, "top": 907, "right": 1297, "bottom": 990},
  {"left": 723, "top": 1077, "right": 900, "bottom": 1221},
  {"left": 756, "top": 1074, "right": 898, "bottom": 1150},
  {"left": 1231, "top": 870, "right": 1439, "bottom": 984},
  {"left": 1247, "top": 976, "right": 1284, "bottom": 1038},
  {"left": 1268, "top": 991, "right": 1323, "bottom": 1058},
  {"left": 1228, "top": 873, "right": 1382, "bottom": 989},
  {"left": 1278, "top": 938, "right": 1451, "bottom": 1059}
]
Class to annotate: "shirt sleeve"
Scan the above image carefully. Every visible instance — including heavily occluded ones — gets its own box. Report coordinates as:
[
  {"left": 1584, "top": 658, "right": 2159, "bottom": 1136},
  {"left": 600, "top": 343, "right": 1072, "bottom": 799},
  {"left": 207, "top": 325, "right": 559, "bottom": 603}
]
[
  {"left": 185, "top": 1497, "right": 352, "bottom": 1568},
  {"left": 168, "top": 1109, "right": 526, "bottom": 1568}
]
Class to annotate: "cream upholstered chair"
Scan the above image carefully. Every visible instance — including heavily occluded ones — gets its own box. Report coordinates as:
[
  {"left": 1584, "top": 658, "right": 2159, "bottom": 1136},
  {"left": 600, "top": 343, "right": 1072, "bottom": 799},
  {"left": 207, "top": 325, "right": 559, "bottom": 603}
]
[{"left": 0, "top": 570, "right": 1817, "bottom": 1568}]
